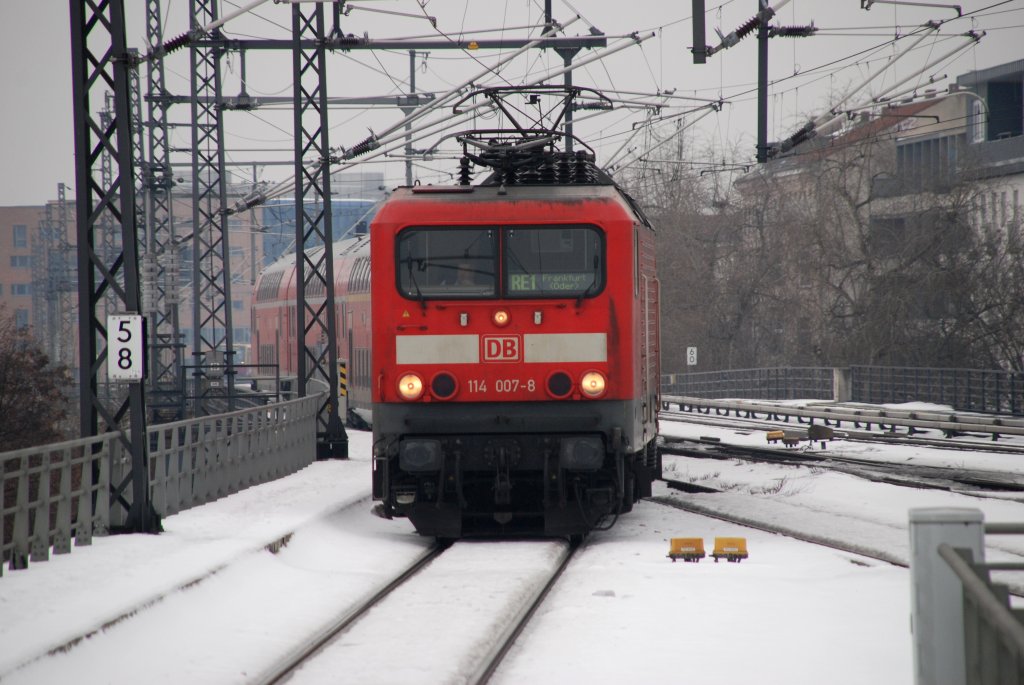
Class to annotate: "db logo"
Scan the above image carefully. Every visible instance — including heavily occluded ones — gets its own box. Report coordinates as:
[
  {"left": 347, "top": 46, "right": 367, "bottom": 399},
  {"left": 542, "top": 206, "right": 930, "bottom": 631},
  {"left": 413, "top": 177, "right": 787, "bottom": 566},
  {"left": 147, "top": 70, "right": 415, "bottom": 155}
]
[{"left": 483, "top": 335, "right": 521, "bottom": 362}]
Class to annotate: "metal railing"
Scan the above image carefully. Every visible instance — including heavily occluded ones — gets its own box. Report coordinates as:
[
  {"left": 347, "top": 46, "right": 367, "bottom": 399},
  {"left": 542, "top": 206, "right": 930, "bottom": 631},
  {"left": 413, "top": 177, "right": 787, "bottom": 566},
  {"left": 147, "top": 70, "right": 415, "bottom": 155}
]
[
  {"left": 662, "top": 366, "right": 1024, "bottom": 416},
  {"left": 851, "top": 366, "right": 1023, "bottom": 416},
  {"left": 2, "top": 391, "right": 325, "bottom": 573},
  {"left": 909, "top": 509, "right": 1024, "bottom": 685},
  {"left": 1, "top": 433, "right": 114, "bottom": 575},
  {"left": 661, "top": 367, "right": 834, "bottom": 400},
  {"left": 145, "top": 393, "right": 322, "bottom": 520}
]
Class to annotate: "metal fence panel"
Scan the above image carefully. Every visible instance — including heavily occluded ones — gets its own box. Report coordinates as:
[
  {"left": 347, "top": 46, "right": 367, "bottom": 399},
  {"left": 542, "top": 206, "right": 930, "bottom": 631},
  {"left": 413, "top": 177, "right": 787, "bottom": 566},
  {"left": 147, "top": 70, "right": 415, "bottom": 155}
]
[
  {"left": 1, "top": 434, "right": 116, "bottom": 574},
  {"left": 850, "top": 366, "right": 1023, "bottom": 416},
  {"left": 661, "top": 366, "right": 1024, "bottom": 417},
  {"left": 2, "top": 391, "right": 325, "bottom": 574}
]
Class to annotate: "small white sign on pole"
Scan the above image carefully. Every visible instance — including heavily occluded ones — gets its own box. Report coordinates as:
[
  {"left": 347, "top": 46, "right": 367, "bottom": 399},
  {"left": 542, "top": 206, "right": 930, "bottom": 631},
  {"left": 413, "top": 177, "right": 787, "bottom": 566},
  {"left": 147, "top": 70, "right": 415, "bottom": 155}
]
[
  {"left": 107, "top": 314, "right": 145, "bottom": 382},
  {"left": 686, "top": 346, "right": 698, "bottom": 366}
]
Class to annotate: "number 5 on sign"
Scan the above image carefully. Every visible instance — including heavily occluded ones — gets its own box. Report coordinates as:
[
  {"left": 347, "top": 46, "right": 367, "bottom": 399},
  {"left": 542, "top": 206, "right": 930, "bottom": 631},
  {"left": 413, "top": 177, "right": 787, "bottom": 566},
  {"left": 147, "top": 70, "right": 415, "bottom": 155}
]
[{"left": 107, "top": 314, "right": 146, "bottom": 382}]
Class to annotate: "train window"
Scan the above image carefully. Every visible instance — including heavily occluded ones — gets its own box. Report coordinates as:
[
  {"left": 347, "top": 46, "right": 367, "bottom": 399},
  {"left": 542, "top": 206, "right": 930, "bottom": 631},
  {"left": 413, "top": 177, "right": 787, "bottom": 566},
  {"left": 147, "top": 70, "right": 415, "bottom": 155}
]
[
  {"left": 396, "top": 228, "right": 497, "bottom": 299},
  {"left": 504, "top": 226, "right": 604, "bottom": 299}
]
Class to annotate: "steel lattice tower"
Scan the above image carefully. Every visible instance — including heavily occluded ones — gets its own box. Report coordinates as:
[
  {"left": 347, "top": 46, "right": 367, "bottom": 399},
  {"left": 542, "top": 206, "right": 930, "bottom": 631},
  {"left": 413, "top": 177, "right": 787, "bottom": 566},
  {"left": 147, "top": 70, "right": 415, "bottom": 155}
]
[
  {"left": 69, "top": 0, "right": 154, "bottom": 533},
  {"left": 144, "top": 0, "right": 184, "bottom": 421},
  {"left": 292, "top": 3, "right": 347, "bottom": 457},
  {"left": 189, "top": 0, "right": 235, "bottom": 414}
]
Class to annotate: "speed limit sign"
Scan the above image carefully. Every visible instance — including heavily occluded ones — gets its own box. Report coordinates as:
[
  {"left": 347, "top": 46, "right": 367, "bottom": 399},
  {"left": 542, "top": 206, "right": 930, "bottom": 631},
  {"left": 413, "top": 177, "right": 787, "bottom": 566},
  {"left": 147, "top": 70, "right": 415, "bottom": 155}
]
[
  {"left": 687, "top": 346, "right": 698, "bottom": 366},
  {"left": 107, "top": 314, "right": 146, "bottom": 382}
]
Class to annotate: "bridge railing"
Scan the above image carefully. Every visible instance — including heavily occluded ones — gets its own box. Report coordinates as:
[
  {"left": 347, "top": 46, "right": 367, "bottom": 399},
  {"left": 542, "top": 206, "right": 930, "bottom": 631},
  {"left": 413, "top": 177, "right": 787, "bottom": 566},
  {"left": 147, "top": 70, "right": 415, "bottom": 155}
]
[
  {"left": 662, "top": 366, "right": 1024, "bottom": 417},
  {"left": 1, "top": 390, "right": 325, "bottom": 573},
  {"left": 0, "top": 433, "right": 115, "bottom": 575},
  {"left": 910, "top": 508, "right": 1024, "bottom": 685}
]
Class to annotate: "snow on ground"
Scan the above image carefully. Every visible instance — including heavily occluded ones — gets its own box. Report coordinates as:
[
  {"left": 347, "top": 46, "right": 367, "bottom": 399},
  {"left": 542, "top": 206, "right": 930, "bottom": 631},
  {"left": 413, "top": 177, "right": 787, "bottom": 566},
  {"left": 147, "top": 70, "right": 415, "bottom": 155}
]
[
  {"left": 1, "top": 413, "right": 1022, "bottom": 684},
  {"left": 495, "top": 501, "right": 911, "bottom": 684}
]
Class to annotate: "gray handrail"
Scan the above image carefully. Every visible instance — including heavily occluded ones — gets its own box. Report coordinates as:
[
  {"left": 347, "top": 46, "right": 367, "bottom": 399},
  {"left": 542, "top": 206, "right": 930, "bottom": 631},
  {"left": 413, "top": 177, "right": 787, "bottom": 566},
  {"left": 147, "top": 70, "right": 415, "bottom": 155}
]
[{"left": 2, "top": 390, "right": 327, "bottom": 574}]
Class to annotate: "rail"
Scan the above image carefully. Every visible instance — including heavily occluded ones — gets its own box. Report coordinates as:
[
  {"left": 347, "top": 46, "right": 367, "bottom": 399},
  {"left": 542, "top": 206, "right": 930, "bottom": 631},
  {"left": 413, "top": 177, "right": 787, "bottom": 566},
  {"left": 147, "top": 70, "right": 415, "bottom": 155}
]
[
  {"left": 662, "top": 366, "right": 1024, "bottom": 417},
  {"left": 909, "top": 509, "right": 1024, "bottom": 685},
  {"left": 661, "top": 395, "right": 1024, "bottom": 439},
  {"left": 1, "top": 391, "right": 325, "bottom": 573}
]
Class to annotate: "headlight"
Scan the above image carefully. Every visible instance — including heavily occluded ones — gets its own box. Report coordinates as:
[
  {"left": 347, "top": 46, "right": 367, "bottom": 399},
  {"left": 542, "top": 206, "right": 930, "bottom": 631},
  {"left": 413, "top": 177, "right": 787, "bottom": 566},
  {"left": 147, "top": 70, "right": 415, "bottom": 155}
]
[
  {"left": 399, "top": 439, "right": 443, "bottom": 471},
  {"left": 397, "top": 373, "right": 424, "bottom": 401},
  {"left": 559, "top": 436, "right": 604, "bottom": 470},
  {"left": 492, "top": 309, "right": 510, "bottom": 327},
  {"left": 579, "top": 370, "right": 607, "bottom": 399}
]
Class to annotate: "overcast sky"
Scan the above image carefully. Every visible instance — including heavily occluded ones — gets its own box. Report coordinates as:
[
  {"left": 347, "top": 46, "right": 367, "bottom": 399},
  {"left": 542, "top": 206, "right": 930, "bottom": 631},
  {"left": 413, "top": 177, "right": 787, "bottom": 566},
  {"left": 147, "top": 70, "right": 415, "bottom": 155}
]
[{"left": 0, "top": 0, "right": 1020, "bottom": 207}]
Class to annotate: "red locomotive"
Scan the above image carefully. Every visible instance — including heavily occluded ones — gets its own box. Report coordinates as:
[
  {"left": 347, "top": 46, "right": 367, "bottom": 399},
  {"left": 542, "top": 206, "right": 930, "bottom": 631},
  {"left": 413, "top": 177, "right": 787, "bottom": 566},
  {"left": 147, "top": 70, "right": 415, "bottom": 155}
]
[{"left": 254, "top": 88, "right": 661, "bottom": 538}]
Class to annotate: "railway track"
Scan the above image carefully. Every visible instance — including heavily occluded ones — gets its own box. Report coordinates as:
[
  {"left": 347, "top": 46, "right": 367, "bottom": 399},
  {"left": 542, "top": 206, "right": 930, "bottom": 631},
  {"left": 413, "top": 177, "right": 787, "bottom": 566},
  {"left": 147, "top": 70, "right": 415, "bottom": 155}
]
[
  {"left": 255, "top": 542, "right": 446, "bottom": 685},
  {"left": 660, "top": 407, "right": 1024, "bottom": 506},
  {"left": 648, "top": 490, "right": 1024, "bottom": 596},
  {"left": 260, "top": 539, "right": 579, "bottom": 685},
  {"left": 658, "top": 434, "right": 1024, "bottom": 497},
  {"left": 660, "top": 407, "right": 1024, "bottom": 455},
  {"left": 661, "top": 395, "right": 1024, "bottom": 446}
]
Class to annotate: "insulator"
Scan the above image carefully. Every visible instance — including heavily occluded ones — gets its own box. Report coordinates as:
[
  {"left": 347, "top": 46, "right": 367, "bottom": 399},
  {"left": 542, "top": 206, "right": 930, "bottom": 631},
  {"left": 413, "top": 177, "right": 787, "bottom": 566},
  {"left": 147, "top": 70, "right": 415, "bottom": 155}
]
[
  {"left": 557, "top": 154, "right": 572, "bottom": 184},
  {"left": 161, "top": 32, "right": 192, "bottom": 55},
  {"left": 233, "top": 190, "right": 266, "bottom": 214},
  {"left": 770, "top": 25, "right": 816, "bottom": 37},
  {"left": 733, "top": 15, "right": 762, "bottom": 40},
  {"left": 539, "top": 159, "right": 556, "bottom": 185},
  {"left": 519, "top": 167, "right": 541, "bottom": 184},
  {"left": 345, "top": 135, "right": 381, "bottom": 159},
  {"left": 458, "top": 157, "right": 472, "bottom": 186}
]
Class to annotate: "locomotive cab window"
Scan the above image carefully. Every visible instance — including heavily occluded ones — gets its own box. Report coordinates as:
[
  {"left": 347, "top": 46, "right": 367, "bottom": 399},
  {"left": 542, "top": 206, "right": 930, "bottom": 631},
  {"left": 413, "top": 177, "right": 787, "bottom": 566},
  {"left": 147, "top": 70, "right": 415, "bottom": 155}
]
[
  {"left": 396, "top": 224, "right": 604, "bottom": 300},
  {"left": 505, "top": 226, "right": 604, "bottom": 299},
  {"left": 397, "top": 228, "right": 498, "bottom": 299}
]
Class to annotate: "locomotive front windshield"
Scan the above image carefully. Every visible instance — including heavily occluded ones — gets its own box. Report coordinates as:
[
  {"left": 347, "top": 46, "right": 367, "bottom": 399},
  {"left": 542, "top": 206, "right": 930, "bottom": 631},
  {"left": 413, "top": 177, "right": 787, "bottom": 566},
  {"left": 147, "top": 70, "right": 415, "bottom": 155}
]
[{"left": 396, "top": 225, "right": 604, "bottom": 300}]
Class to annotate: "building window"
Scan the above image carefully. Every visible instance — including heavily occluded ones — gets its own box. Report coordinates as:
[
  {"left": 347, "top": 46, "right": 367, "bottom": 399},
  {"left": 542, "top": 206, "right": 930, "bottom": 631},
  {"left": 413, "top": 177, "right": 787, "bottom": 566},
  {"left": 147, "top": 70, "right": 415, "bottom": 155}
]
[
  {"left": 15, "top": 309, "right": 29, "bottom": 329},
  {"left": 12, "top": 224, "right": 27, "bottom": 248},
  {"left": 10, "top": 255, "right": 31, "bottom": 268},
  {"left": 12, "top": 283, "right": 31, "bottom": 296},
  {"left": 970, "top": 100, "right": 985, "bottom": 144}
]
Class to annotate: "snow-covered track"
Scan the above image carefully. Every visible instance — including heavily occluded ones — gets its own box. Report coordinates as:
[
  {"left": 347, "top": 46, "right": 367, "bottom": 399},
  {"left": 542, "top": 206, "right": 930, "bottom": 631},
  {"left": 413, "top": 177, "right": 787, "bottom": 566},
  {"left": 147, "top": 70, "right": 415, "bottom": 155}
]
[
  {"left": 662, "top": 396, "right": 1024, "bottom": 445},
  {"left": 659, "top": 434, "right": 1024, "bottom": 498},
  {"left": 254, "top": 542, "right": 446, "bottom": 685},
  {"left": 271, "top": 539, "right": 576, "bottom": 685},
  {"left": 2, "top": 495, "right": 374, "bottom": 680},
  {"left": 648, "top": 494, "right": 906, "bottom": 566},
  {"left": 473, "top": 538, "right": 578, "bottom": 684}
]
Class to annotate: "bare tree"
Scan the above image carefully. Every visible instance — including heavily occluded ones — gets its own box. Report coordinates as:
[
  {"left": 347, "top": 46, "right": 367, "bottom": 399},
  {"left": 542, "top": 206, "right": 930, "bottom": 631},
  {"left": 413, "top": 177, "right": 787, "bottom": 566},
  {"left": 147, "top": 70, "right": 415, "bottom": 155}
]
[
  {"left": 630, "top": 109, "right": 1024, "bottom": 374},
  {"left": 0, "top": 305, "right": 73, "bottom": 451}
]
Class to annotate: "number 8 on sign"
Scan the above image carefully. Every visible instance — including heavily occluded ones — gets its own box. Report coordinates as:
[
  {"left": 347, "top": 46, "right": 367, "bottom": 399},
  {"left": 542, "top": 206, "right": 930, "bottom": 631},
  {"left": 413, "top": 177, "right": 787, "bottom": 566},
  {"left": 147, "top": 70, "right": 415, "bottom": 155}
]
[{"left": 107, "top": 314, "right": 146, "bottom": 382}]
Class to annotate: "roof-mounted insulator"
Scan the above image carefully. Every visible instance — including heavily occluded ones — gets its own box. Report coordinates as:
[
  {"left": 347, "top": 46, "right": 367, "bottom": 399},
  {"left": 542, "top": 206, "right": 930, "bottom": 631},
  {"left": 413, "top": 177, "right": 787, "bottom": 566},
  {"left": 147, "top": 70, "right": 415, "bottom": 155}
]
[{"left": 458, "top": 157, "right": 473, "bottom": 186}]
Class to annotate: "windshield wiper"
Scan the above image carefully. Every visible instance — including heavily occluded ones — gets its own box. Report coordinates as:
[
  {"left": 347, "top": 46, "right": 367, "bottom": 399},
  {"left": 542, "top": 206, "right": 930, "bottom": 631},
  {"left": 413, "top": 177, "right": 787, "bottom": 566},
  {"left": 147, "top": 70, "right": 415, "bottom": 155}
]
[{"left": 405, "top": 259, "right": 427, "bottom": 310}]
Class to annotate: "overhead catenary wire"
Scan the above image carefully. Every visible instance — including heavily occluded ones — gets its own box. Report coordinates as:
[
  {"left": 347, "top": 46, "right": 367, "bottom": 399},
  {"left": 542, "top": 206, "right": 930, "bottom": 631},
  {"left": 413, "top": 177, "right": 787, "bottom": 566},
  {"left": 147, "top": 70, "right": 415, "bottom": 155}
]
[
  {"left": 336, "top": 16, "right": 582, "bottom": 159},
  {"left": 775, "top": 27, "right": 983, "bottom": 156},
  {"left": 247, "top": 30, "right": 655, "bottom": 207}
]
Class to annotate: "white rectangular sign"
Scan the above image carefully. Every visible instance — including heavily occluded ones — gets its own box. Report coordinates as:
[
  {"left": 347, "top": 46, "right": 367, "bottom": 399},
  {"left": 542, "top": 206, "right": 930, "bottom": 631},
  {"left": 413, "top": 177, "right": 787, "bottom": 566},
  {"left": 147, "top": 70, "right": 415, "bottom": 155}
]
[
  {"left": 687, "top": 346, "right": 698, "bottom": 366},
  {"left": 107, "top": 314, "right": 145, "bottom": 382}
]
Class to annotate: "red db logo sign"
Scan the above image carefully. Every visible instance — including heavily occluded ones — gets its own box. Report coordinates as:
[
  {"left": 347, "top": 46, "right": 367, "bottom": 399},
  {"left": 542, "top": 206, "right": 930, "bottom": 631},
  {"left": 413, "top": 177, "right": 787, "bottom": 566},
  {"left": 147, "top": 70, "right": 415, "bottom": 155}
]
[{"left": 483, "top": 335, "right": 520, "bottom": 362}]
